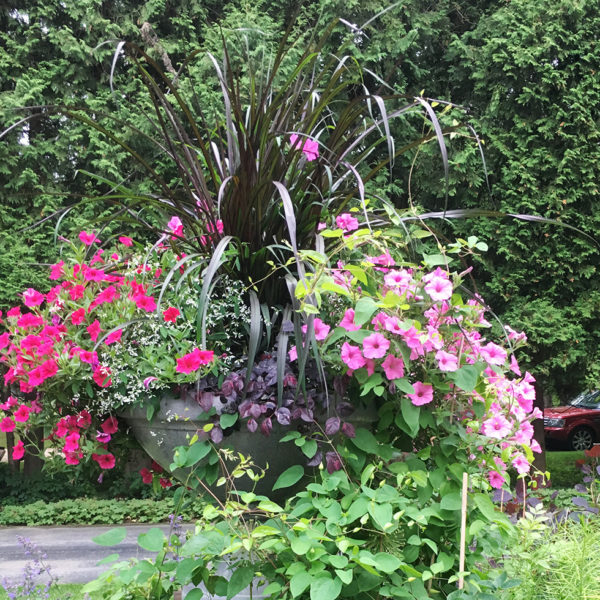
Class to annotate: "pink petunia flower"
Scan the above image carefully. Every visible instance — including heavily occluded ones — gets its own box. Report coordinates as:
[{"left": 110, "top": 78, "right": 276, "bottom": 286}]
[
  {"left": 23, "top": 288, "right": 45, "bottom": 307},
  {"left": 119, "top": 236, "right": 133, "bottom": 247},
  {"left": 87, "top": 320, "right": 102, "bottom": 342},
  {"left": 511, "top": 453, "right": 530, "bottom": 475},
  {"left": 479, "top": 342, "right": 507, "bottom": 366},
  {"left": 339, "top": 309, "right": 360, "bottom": 332},
  {"left": 49, "top": 261, "right": 65, "bottom": 280},
  {"left": 12, "top": 440, "right": 25, "bottom": 460},
  {"left": 488, "top": 470, "right": 506, "bottom": 489},
  {"left": 435, "top": 350, "right": 459, "bottom": 372},
  {"left": 290, "top": 134, "right": 319, "bottom": 161},
  {"left": 302, "top": 318, "right": 330, "bottom": 341},
  {"left": 71, "top": 308, "right": 86, "bottom": 325},
  {"left": 381, "top": 354, "right": 404, "bottom": 380},
  {"left": 362, "top": 333, "right": 390, "bottom": 359},
  {"left": 79, "top": 231, "right": 100, "bottom": 245},
  {"left": 407, "top": 381, "right": 434, "bottom": 406},
  {"left": 105, "top": 329, "right": 123, "bottom": 345},
  {"left": 424, "top": 276, "right": 453, "bottom": 302},
  {"left": 0, "top": 417, "right": 15, "bottom": 433},
  {"left": 482, "top": 415, "right": 513, "bottom": 439},
  {"left": 341, "top": 342, "right": 366, "bottom": 371},
  {"left": 167, "top": 216, "right": 183, "bottom": 237},
  {"left": 93, "top": 452, "right": 116, "bottom": 469},
  {"left": 176, "top": 348, "right": 215, "bottom": 374},
  {"left": 135, "top": 295, "right": 157, "bottom": 312},
  {"left": 336, "top": 213, "right": 359, "bottom": 232},
  {"left": 163, "top": 307, "right": 180, "bottom": 323},
  {"left": 93, "top": 365, "right": 112, "bottom": 388},
  {"left": 13, "top": 404, "right": 31, "bottom": 423}
]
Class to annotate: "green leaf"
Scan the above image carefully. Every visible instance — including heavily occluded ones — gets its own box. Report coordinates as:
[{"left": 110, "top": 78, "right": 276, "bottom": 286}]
[
  {"left": 291, "top": 571, "right": 313, "bottom": 597},
  {"left": 137, "top": 528, "right": 165, "bottom": 552},
  {"left": 302, "top": 439, "right": 318, "bottom": 459},
  {"left": 368, "top": 502, "right": 393, "bottom": 530},
  {"left": 353, "top": 297, "right": 378, "bottom": 326},
  {"left": 440, "top": 492, "right": 462, "bottom": 511},
  {"left": 185, "top": 590, "right": 204, "bottom": 600},
  {"left": 227, "top": 566, "right": 254, "bottom": 599},
  {"left": 335, "top": 569, "right": 353, "bottom": 584},
  {"left": 351, "top": 428, "right": 379, "bottom": 454},
  {"left": 394, "top": 378, "right": 415, "bottom": 395},
  {"left": 310, "top": 576, "right": 342, "bottom": 600},
  {"left": 220, "top": 413, "right": 238, "bottom": 429},
  {"left": 273, "top": 465, "right": 304, "bottom": 490},
  {"left": 373, "top": 553, "right": 402, "bottom": 573},
  {"left": 450, "top": 365, "right": 480, "bottom": 392},
  {"left": 185, "top": 441, "right": 212, "bottom": 467},
  {"left": 290, "top": 536, "right": 312, "bottom": 555},
  {"left": 401, "top": 397, "right": 420, "bottom": 437},
  {"left": 96, "top": 553, "right": 119, "bottom": 565},
  {"left": 92, "top": 528, "right": 126, "bottom": 546}
]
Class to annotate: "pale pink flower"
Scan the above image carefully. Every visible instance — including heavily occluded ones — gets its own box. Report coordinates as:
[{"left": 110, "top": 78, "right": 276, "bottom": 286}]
[
  {"left": 288, "top": 346, "right": 298, "bottom": 362},
  {"left": 424, "top": 276, "right": 453, "bottom": 302},
  {"left": 435, "top": 350, "right": 459, "bottom": 372},
  {"left": 381, "top": 354, "right": 404, "bottom": 380},
  {"left": 479, "top": 342, "right": 507, "bottom": 366},
  {"left": 511, "top": 453, "right": 530, "bottom": 475},
  {"left": 407, "top": 381, "right": 434, "bottom": 406},
  {"left": 341, "top": 342, "right": 366, "bottom": 370},
  {"left": 384, "top": 316, "right": 403, "bottom": 335},
  {"left": 362, "top": 333, "right": 390, "bottom": 359},
  {"left": 482, "top": 415, "right": 513, "bottom": 439},
  {"left": 384, "top": 269, "right": 413, "bottom": 290},
  {"left": 509, "top": 354, "right": 521, "bottom": 376}
]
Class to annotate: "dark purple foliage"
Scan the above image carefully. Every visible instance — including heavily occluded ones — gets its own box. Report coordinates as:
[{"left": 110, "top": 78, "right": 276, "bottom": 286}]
[
  {"left": 325, "top": 451, "right": 343, "bottom": 474},
  {"left": 325, "top": 417, "right": 340, "bottom": 436},
  {"left": 341, "top": 422, "right": 356, "bottom": 438}
]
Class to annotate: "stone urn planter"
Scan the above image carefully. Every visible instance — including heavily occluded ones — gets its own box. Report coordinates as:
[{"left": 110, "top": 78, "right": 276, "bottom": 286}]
[{"left": 122, "top": 391, "right": 377, "bottom": 501}]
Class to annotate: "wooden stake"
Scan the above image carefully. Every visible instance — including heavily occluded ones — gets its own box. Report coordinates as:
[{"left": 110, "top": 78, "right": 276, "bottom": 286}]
[
  {"left": 173, "top": 591, "right": 182, "bottom": 600},
  {"left": 458, "top": 471, "right": 468, "bottom": 590}
]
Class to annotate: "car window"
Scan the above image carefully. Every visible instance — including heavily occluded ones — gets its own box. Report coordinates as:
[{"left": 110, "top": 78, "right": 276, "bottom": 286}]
[{"left": 569, "top": 390, "right": 600, "bottom": 409}]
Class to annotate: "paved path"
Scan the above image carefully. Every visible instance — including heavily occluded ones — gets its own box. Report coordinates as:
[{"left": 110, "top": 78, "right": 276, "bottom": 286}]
[{"left": 0, "top": 524, "right": 182, "bottom": 585}]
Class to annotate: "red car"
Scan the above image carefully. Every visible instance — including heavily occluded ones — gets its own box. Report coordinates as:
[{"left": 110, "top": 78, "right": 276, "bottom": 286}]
[{"left": 544, "top": 390, "right": 600, "bottom": 450}]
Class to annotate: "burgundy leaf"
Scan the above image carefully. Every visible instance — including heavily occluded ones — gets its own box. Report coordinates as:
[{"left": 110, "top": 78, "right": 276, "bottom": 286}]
[
  {"left": 325, "top": 451, "right": 342, "bottom": 474},
  {"left": 325, "top": 417, "right": 340, "bottom": 436},
  {"left": 260, "top": 417, "right": 273, "bottom": 437},
  {"left": 210, "top": 426, "right": 224, "bottom": 444},
  {"left": 247, "top": 418, "right": 258, "bottom": 433},
  {"left": 275, "top": 407, "right": 291, "bottom": 426},
  {"left": 341, "top": 422, "right": 356, "bottom": 438}
]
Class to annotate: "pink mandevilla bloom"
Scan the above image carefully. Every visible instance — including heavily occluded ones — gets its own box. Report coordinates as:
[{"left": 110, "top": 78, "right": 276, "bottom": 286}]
[
  {"left": 340, "top": 342, "right": 366, "bottom": 371},
  {"left": 362, "top": 333, "right": 390, "bottom": 359},
  {"left": 407, "top": 381, "right": 434, "bottom": 406}
]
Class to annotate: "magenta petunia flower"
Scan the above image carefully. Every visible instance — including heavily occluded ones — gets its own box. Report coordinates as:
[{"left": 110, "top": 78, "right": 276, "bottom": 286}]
[
  {"left": 79, "top": 230, "right": 100, "bottom": 246},
  {"left": 479, "top": 342, "right": 507, "bottom": 366},
  {"left": 12, "top": 440, "right": 25, "bottom": 460},
  {"left": 362, "top": 333, "right": 390, "bottom": 359},
  {"left": 162, "top": 307, "right": 180, "bottom": 323},
  {"left": 0, "top": 417, "right": 15, "bottom": 433},
  {"left": 22, "top": 288, "right": 45, "bottom": 307},
  {"left": 119, "top": 236, "right": 133, "bottom": 247},
  {"left": 407, "top": 381, "right": 434, "bottom": 406},
  {"left": 290, "top": 134, "right": 319, "bottom": 161},
  {"left": 302, "top": 318, "right": 330, "bottom": 341},
  {"left": 105, "top": 329, "right": 123, "bottom": 345}
]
